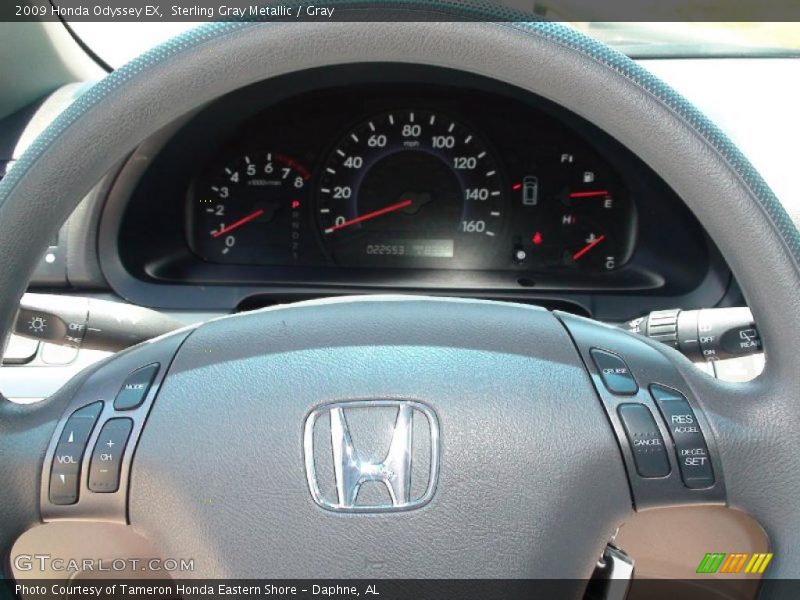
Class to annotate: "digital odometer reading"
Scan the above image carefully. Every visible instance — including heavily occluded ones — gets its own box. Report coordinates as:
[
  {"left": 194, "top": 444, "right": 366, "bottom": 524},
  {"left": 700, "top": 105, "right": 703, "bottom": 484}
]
[
  {"left": 316, "top": 110, "right": 506, "bottom": 268},
  {"left": 365, "top": 239, "right": 455, "bottom": 258}
]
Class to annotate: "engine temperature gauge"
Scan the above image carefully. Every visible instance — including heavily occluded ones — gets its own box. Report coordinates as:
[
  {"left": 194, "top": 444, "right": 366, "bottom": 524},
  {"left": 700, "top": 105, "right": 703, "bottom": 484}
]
[
  {"left": 511, "top": 155, "right": 635, "bottom": 273},
  {"left": 559, "top": 189, "right": 624, "bottom": 271}
]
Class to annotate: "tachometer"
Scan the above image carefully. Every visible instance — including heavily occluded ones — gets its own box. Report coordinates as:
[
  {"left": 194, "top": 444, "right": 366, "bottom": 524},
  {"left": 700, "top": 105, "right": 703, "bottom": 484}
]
[
  {"left": 317, "top": 110, "right": 506, "bottom": 268},
  {"left": 188, "top": 152, "right": 311, "bottom": 264}
]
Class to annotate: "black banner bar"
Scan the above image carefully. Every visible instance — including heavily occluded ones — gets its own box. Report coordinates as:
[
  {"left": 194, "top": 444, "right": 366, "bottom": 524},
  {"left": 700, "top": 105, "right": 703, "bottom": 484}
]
[
  {"left": 4, "top": 0, "right": 800, "bottom": 22},
  {"left": 1, "top": 578, "right": 791, "bottom": 600}
]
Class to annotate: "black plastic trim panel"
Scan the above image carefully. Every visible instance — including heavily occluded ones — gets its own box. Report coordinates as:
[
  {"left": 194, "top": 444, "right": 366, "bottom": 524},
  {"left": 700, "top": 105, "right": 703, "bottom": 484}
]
[
  {"left": 40, "top": 330, "right": 191, "bottom": 523},
  {"left": 557, "top": 311, "right": 725, "bottom": 509}
]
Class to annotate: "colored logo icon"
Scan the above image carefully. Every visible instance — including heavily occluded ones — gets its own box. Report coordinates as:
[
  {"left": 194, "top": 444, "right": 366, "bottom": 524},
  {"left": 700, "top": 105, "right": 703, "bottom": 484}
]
[{"left": 697, "top": 552, "right": 773, "bottom": 574}]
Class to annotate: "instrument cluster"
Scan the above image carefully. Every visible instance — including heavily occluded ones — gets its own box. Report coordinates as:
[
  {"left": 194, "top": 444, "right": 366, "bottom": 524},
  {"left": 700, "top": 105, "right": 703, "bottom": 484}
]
[
  {"left": 111, "top": 66, "right": 712, "bottom": 302},
  {"left": 188, "top": 102, "right": 635, "bottom": 276}
]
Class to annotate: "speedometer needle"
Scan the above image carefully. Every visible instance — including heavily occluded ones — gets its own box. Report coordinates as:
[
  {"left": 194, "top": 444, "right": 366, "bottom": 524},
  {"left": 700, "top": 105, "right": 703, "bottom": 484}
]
[
  {"left": 211, "top": 208, "right": 265, "bottom": 238},
  {"left": 324, "top": 199, "right": 413, "bottom": 234},
  {"left": 573, "top": 235, "right": 606, "bottom": 261}
]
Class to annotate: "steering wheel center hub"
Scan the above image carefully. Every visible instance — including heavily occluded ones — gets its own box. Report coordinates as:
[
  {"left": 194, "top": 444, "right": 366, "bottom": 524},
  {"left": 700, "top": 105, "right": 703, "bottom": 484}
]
[{"left": 126, "top": 297, "right": 630, "bottom": 578}]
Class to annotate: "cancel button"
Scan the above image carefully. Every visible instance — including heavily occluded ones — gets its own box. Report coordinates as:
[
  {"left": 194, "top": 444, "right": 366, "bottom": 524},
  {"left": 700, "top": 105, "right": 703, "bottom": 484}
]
[
  {"left": 651, "top": 385, "right": 715, "bottom": 489},
  {"left": 617, "top": 403, "right": 671, "bottom": 478}
]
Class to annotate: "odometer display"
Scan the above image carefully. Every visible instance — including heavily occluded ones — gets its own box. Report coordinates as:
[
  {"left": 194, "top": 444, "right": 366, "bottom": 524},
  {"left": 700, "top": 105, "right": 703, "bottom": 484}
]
[{"left": 317, "top": 110, "right": 506, "bottom": 268}]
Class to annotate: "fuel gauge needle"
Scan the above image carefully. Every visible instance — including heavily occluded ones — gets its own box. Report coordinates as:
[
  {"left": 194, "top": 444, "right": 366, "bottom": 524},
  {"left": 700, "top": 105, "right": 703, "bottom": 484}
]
[
  {"left": 211, "top": 208, "right": 265, "bottom": 238},
  {"left": 569, "top": 190, "right": 609, "bottom": 199},
  {"left": 573, "top": 235, "right": 606, "bottom": 261}
]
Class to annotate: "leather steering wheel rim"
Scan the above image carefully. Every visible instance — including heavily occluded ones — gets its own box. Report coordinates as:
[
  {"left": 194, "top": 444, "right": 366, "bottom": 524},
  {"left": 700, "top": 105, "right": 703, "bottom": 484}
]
[{"left": 1, "top": 2, "right": 799, "bottom": 581}]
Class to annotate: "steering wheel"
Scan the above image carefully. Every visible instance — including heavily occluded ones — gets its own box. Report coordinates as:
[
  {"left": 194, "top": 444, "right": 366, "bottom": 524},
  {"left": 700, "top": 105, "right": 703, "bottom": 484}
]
[{"left": 1, "top": 4, "right": 799, "bottom": 587}]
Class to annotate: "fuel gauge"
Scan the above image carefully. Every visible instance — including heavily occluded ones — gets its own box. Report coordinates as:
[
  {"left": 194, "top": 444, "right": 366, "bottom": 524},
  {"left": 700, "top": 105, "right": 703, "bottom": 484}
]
[
  {"left": 556, "top": 182, "right": 634, "bottom": 272},
  {"left": 508, "top": 153, "right": 636, "bottom": 273}
]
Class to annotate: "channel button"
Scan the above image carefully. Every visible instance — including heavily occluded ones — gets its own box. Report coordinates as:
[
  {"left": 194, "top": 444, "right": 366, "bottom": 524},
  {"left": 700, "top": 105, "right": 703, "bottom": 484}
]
[{"left": 88, "top": 418, "right": 133, "bottom": 493}]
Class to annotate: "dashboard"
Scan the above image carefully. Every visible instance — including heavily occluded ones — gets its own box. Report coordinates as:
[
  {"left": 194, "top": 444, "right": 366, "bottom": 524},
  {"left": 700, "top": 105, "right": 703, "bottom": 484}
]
[{"left": 98, "top": 64, "right": 730, "bottom": 318}]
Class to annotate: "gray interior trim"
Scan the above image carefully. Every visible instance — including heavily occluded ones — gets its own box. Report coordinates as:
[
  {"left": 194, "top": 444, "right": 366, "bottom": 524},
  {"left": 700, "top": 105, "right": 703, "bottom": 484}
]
[
  {"left": 0, "top": 23, "right": 101, "bottom": 121},
  {"left": 63, "top": 174, "right": 113, "bottom": 288}
]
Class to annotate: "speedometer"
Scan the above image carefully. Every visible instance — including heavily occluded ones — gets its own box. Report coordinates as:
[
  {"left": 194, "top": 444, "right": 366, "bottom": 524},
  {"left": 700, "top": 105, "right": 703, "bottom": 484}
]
[{"left": 317, "top": 110, "right": 506, "bottom": 268}]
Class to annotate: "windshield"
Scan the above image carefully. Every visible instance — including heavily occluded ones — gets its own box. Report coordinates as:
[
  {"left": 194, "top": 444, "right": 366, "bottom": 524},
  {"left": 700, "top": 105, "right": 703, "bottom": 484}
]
[{"left": 70, "top": 21, "right": 800, "bottom": 69}]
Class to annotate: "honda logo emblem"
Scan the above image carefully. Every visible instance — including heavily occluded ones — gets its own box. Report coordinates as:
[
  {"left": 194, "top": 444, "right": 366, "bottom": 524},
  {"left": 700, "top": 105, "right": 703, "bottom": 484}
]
[{"left": 303, "top": 400, "right": 440, "bottom": 512}]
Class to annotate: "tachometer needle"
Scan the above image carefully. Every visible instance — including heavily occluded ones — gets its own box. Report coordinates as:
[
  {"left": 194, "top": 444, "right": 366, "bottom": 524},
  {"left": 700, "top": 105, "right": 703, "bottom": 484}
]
[
  {"left": 573, "top": 234, "right": 606, "bottom": 261},
  {"left": 211, "top": 208, "right": 265, "bottom": 238},
  {"left": 325, "top": 199, "right": 413, "bottom": 234}
]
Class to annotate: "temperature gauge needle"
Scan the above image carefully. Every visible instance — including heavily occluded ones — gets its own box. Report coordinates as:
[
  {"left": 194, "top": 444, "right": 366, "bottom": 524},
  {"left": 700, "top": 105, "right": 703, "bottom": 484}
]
[
  {"left": 573, "top": 235, "right": 606, "bottom": 261},
  {"left": 211, "top": 208, "right": 265, "bottom": 238},
  {"left": 325, "top": 199, "right": 412, "bottom": 234}
]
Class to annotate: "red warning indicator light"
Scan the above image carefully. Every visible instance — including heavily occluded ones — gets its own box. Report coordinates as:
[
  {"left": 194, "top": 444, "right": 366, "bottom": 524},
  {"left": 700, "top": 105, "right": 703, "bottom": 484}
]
[
  {"left": 512, "top": 182, "right": 522, "bottom": 191},
  {"left": 291, "top": 200, "right": 301, "bottom": 209},
  {"left": 532, "top": 231, "right": 543, "bottom": 245}
]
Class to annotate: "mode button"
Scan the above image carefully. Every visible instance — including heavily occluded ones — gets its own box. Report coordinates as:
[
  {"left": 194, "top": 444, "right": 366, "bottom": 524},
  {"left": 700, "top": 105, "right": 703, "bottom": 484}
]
[{"left": 114, "top": 363, "right": 159, "bottom": 410}]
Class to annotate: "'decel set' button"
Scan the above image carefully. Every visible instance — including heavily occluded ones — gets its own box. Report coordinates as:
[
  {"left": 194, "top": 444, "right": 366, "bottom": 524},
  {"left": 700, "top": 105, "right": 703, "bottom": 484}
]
[{"left": 651, "top": 384, "right": 715, "bottom": 489}]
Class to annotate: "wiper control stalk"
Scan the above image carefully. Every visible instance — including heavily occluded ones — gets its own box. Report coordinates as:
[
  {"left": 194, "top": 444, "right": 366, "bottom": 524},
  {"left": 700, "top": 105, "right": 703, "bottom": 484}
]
[{"left": 624, "top": 307, "right": 762, "bottom": 361}]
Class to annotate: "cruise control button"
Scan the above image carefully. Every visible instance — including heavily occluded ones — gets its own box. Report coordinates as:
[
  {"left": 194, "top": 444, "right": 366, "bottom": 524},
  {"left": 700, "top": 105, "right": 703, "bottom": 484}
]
[
  {"left": 88, "top": 418, "right": 133, "bottom": 493},
  {"left": 49, "top": 401, "right": 103, "bottom": 505},
  {"left": 617, "top": 404, "right": 670, "bottom": 478},
  {"left": 114, "top": 363, "right": 159, "bottom": 410},
  {"left": 651, "top": 385, "right": 715, "bottom": 489},
  {"left": 591, "top": 349, "right": 638, "bottom": 395}
]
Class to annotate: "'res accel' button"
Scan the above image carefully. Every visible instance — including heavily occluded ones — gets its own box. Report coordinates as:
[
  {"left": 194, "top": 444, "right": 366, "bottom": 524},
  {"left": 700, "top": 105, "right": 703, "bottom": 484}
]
[
  {"left": 617, "top": 404, "right": 671, "bottom": 478},
  {"left": 651, "top": 385, "right": 715, "bottom": 489},
  {"left": 114, "top": 363, "right": 159, "bottom": 410},
  {"left": 591, "top": 349, "right": 639, "bottom": 395}
]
